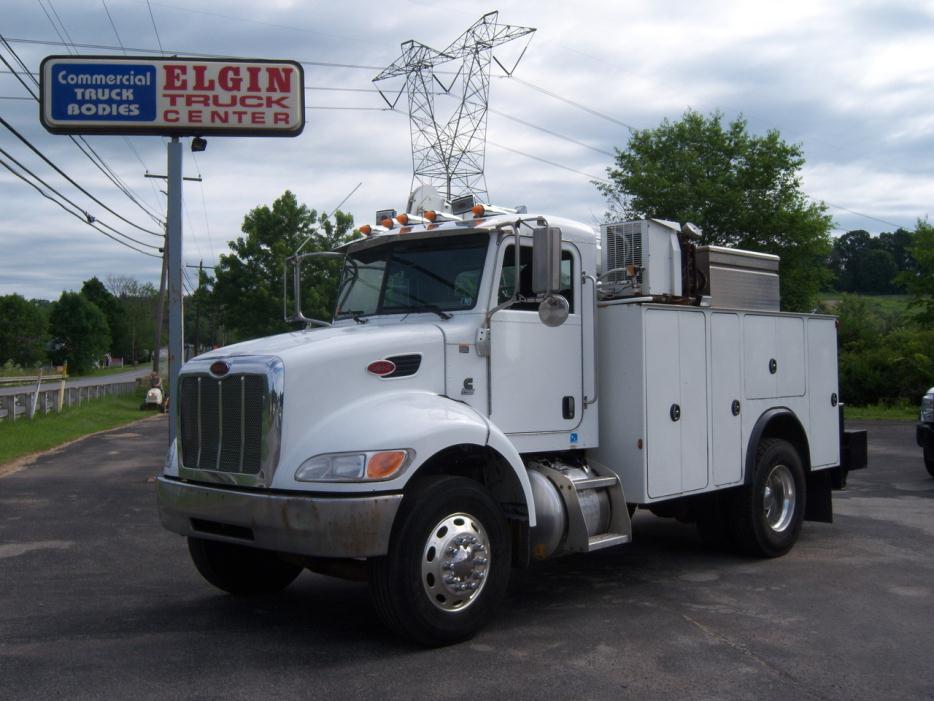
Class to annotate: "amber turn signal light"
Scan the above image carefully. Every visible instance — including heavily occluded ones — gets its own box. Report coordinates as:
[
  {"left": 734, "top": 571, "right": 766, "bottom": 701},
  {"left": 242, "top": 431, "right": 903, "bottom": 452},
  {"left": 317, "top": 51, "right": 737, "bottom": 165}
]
[{"left": 367, "top": 451, "right": 408, "bottom": 479}]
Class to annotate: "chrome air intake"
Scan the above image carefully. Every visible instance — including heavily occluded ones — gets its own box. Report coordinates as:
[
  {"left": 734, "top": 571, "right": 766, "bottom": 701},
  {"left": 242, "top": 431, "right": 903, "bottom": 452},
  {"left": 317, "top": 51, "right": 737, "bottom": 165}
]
[{"left": 177, "top": 355, "right": 283, "bottom": 488}]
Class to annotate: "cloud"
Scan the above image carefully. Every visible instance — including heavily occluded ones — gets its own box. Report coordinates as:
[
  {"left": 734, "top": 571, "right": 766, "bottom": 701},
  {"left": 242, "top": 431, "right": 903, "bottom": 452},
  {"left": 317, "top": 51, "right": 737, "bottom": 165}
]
[{"left": 0, "top": 0, "right": 930, "bottom": 299}]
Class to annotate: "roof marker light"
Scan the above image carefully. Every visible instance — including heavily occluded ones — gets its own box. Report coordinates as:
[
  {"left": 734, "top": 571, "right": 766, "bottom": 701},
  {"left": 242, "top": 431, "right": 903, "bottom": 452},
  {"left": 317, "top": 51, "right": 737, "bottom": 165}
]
[
  {"left": 471, "top": 204, "right": 486, "bottom": 218},
  {"left": 360, "top": 224, "right": 372, "bottom": 236},
  {"left": 381, "top": 218, "right": 395, "bottom": 229},
  {"left": 396, "top": 213, "right": 409, "bottom": 225},
  {"left": 424, "top": 210, "right": 437, "bottom": 222}
]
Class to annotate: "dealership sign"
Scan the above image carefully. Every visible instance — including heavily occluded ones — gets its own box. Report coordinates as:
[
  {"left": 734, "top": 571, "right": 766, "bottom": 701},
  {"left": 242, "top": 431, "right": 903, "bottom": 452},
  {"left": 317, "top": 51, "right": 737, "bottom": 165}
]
[{"left": 40, "top": 56, "right": 305, "bottom": 136}]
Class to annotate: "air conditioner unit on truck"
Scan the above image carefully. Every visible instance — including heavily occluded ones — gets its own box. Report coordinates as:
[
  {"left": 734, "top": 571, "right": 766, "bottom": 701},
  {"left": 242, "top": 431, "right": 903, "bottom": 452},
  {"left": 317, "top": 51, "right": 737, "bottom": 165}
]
[{"left": 156, "top": 193, "right": 868, "bottom": 646}]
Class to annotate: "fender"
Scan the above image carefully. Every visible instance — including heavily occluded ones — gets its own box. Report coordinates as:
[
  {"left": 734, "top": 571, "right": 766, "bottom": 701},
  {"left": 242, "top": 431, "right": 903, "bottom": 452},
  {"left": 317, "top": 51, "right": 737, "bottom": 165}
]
[
  {"left": 744, "top": 407, "right": 810, "bottom": 484},
  {"left": 477, "top": 415, "right": 537, "bottom": 527},
  {"left": 275, "top": 390, "right": 537, "bottom": 526}
]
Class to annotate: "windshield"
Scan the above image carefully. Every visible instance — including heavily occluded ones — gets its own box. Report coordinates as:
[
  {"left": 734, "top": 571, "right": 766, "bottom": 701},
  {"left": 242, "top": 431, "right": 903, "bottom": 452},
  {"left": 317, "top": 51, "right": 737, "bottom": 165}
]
[{"left": 335, "top": 233, "right": 489, "bottom": 319}]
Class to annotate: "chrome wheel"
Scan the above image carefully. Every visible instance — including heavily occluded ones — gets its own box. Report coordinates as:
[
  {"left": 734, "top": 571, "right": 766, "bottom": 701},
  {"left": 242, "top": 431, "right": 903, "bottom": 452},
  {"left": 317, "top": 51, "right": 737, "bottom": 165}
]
[
  {"left": 763, "top": 464, "right": 796, "bottom": 533},
  {"left": 421, "top": 512, "right": 491, "bottom": 612}
]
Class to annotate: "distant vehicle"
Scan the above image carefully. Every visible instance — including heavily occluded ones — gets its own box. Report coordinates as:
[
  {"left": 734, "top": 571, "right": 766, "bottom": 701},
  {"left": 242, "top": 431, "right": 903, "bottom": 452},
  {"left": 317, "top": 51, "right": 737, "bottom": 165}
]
[{"left": 918, "top": 387, "right": 934, "bottom": 477}]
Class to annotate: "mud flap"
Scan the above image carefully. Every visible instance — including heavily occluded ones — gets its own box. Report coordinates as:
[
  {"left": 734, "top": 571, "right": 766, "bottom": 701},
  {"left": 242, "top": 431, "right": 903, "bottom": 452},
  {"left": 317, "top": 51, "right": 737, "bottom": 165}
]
[{"left": 805, "top": 469, "right": 833, "bottom": 523}]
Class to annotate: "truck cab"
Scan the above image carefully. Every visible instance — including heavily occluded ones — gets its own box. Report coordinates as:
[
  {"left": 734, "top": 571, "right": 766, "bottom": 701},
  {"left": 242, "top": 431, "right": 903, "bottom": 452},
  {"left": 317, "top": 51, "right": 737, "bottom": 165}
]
[{"left": 157, "top": 202, "right": 863, "bottom": 646}]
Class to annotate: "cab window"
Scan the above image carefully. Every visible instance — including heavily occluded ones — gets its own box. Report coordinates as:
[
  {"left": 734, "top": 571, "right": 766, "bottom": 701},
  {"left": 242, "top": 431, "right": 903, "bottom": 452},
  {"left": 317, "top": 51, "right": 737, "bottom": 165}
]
[{"left": 497, "top": 244, "right": 575, "bottom": 313}]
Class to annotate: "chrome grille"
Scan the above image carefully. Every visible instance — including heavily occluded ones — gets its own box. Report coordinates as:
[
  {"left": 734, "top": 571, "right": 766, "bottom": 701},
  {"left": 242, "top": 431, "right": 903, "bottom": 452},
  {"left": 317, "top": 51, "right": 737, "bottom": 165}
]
[{"left": 179, "top": 374, "right": 267, "bottom": 474}]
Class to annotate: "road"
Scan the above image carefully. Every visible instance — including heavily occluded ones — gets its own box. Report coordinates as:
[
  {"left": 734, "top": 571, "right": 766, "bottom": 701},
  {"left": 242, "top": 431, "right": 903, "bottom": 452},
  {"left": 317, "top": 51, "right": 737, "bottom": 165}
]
[
  {"left": 0, "top": 366, "right": 152, "bottom": 397},
  {"left": 0, "top": 419, "right": 931, "bottom": 700}
]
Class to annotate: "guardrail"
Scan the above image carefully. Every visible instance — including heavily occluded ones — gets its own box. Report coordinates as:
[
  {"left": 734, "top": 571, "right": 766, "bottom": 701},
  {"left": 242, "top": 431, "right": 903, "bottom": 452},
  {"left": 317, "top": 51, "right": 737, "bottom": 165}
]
[{"left": 0, "top": 379, "right": 139, "bottom": 423}]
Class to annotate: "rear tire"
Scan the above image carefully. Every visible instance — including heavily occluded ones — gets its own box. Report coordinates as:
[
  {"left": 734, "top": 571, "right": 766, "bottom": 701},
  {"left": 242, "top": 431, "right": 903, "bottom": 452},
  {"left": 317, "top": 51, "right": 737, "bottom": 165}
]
[
  {"left": 926, "top": 459, "right": 934, "bottom": 478},
  {"left": 368, "top": 476, "right": 511, "bottom": 646},
  {"left": 187, "top": 537, "right": 302, "bottom": 596},
  {"left": 729, "top": 438, "right": 806, "bottom": 557}
]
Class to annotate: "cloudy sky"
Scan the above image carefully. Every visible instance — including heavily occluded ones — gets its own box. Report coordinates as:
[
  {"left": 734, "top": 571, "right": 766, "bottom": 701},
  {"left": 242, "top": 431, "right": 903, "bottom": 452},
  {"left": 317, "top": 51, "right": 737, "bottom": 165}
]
[{"left": 1, "top": 0, "right": 932, "bottom": 300}]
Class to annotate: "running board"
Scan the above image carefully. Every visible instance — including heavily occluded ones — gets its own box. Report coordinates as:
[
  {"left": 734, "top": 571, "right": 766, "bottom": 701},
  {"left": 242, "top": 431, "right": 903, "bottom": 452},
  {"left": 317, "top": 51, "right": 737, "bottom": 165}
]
[{"left": 588, "top": 532, "right": 631, "bottom": 551}]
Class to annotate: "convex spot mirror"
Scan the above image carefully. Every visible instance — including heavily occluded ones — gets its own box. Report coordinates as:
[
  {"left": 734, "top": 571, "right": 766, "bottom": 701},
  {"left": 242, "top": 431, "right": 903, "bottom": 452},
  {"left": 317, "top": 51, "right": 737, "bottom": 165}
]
[{"left": 539, "top": 293, "right": 569, "bottom": 327}]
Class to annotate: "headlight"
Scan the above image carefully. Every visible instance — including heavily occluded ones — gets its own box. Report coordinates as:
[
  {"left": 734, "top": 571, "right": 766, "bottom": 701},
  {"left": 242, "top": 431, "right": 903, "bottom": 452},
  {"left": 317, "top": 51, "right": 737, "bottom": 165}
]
[
  {"left": 922, "top": 393, "right": 934, "bottom": 422},
  {"left": 295, "top": 450, "right": 412, "bottom": 482}
]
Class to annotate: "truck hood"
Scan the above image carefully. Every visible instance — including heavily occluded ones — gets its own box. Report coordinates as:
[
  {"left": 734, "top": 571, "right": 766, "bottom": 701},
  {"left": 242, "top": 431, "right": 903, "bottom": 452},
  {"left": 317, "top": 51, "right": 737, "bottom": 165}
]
[{"left": 191, "top": 323, "right": 449, "bottom": 488}]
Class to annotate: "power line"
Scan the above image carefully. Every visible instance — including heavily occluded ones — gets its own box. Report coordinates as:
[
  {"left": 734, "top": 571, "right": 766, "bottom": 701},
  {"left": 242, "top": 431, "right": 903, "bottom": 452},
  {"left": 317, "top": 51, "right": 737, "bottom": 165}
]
[
  {"left": 145, "top": 0, "right": 165, "bottom": 55},
  {"left": 487, "top": 139, "right": 609, "bottom": 184},
  {"left": 101, "top": 0, "right": 126, "bottom": 54},
  {"left": 0, "top": 115, "right": 164, "bottom": 237},
  {"left": 0, "top": 146, "right": 162, "bottom": 249},
  {"left": 0, "top": 34, "right": 164, "bottom": 225},
  {"left": 0, "top": 154, "right": 162, "bottom": 257},
  {"left": 3, "top": 36, "right": 384, "bottom": 70},
  {"left": 501, "top": 75, "right": 638, "bottom": 132},
  {"left": 819, "top": 199, "right": 909, "bottom": 230}
]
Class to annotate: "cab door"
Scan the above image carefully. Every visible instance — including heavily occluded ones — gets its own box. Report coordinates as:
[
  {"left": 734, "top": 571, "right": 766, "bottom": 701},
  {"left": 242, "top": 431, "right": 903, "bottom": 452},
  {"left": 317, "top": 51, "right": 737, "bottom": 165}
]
[{"left": 489, "top": 241, "right": 583, "bottom": 434}]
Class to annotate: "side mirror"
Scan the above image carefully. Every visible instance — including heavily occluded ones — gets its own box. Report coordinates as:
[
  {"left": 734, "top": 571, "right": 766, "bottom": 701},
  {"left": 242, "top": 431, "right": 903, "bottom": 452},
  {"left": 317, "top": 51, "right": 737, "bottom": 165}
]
[
  {"left": 532, "top": 226, "right": 561, "bottom": 294},
  {"left": 532, "top": 226, "right": 568, "bottom": 327}
]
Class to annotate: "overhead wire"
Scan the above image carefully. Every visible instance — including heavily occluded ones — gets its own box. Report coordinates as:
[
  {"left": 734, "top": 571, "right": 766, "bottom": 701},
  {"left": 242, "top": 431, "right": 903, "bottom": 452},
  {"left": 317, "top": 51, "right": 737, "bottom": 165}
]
[
  {"left": 0, "top": 115, "right": 164, "bottom": 237},
  {"left": 0, "top": 154, "right": 161, "bottom": 257},
  {"left": 0, "top": 146, "right": 162, "bottom": 250},
  {"left": 4, "top": 36, "right": 384, "bottom": 71},
  {"left": 0, "top": 33, "right": 165, "bottom": 226}
]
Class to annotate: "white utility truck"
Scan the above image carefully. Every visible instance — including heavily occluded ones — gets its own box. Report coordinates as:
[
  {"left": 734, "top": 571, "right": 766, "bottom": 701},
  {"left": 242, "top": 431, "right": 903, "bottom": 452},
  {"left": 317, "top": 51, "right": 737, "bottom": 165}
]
[{"left": 157, "top": 195, "right": 867, "bottom": 645}]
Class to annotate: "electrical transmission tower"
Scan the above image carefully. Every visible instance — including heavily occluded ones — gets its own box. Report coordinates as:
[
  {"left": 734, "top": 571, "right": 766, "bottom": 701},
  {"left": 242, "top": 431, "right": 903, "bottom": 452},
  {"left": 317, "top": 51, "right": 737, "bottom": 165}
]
[{"left": 374, "top": 11, "right": 535, "bottom": 206}]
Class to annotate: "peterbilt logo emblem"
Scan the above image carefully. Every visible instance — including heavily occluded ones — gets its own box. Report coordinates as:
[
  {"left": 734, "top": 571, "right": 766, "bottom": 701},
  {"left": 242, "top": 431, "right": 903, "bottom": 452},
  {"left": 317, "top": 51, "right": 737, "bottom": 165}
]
[{"left": 209, "top": 360, "right": 230, "bottom": 376}]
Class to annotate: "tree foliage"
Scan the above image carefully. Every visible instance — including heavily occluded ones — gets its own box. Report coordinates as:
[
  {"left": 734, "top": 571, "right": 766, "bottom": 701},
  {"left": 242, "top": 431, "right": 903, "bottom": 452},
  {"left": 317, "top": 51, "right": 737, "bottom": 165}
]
[
  {"left": 830, "top": 228, "right": 914, "bottom": 294},
  {"left": 81, "top": 276, "right": 130, "bottom": 358},
  {"left": 107, "top": 275, "right": 160, "bottom": 363},
  {"left": 213, "top": 190, "right": 356, "bottom": 342},
  {"left": 0, "top": 294, "right": 48, "bottom": 367},
  {"left": 48, "top": 291, "right": 110, "bottom": 374},
  {"left": 598, "top": 110, "right": 833, "bottom": 311},
  {"left": 897, "top": 219, "right": 934, "bottom": 322}
]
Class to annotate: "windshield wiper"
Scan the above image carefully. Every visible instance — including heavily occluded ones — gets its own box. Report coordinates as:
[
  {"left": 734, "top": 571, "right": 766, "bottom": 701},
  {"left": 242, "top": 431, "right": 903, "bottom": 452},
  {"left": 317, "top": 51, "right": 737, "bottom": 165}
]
[{"left": 399, "top": 304, "right": 452, "bottom": 320}]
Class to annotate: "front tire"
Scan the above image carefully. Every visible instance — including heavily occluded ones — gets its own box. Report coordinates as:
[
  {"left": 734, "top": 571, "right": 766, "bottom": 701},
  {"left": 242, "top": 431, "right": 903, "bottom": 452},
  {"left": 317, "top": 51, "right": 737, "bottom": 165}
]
[
  {"left": 925, "top": 458, "right": 934, "bottom": 478},
  {"left": 187, "top": 537, "right": 302, "bottom": 596},
  {"left": 368, "top": 476, "right": 511, "bottom": 646},
  {"left": 729, "top": 438, "right": 806, "bottom": 557}
]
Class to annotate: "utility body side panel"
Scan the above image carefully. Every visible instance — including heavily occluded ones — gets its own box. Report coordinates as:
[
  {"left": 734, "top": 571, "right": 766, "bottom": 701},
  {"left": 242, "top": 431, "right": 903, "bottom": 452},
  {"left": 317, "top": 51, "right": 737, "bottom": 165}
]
[{"left": 592, "top": 303, "right": 839, "bottom": 504}]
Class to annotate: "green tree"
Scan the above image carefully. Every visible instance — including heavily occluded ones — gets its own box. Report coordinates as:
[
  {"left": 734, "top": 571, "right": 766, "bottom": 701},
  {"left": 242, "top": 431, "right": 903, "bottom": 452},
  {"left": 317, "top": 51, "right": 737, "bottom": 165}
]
[
  {"left": 898, "top": 219, "right": 934, "bottom": 322},
  {"left": 598, "top": 110, "right": 833, "bottom": 311},
  {"left": 106, "top": 275, "right": 160, "bottom": 363},
  {"left": 830, "top": 229, "right": 905, "bottom": 294},
  {"left": 49, "top": 291, "right": 110, "bottom": 374},
  {"left": 213, "top": 190, "right": 356, "bottom": 342},
  {"left": 81, "top": 276, "right": 130, "bottom": 359},
  {"left": 0, "top": 294, "right": 48, "bottom": 367}
]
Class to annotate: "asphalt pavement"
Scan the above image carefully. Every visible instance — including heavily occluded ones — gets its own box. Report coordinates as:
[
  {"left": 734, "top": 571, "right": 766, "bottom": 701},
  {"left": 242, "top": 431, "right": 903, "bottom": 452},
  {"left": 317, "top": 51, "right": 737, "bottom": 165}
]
[{"left": 0, "top": 418, "right": 932, "bottom": 700}]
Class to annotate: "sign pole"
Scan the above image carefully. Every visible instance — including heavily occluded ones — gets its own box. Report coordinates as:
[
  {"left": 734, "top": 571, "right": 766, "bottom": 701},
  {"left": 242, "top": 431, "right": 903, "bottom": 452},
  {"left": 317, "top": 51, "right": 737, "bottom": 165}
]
[{"left": 167, "top": 136, "right": 183, "bottom": 446}]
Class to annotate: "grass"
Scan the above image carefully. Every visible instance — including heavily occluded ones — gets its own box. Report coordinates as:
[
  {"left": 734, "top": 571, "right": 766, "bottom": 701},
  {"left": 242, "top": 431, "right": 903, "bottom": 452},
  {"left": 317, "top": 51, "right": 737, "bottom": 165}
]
[
  {"left": 0, "top": 388, "right": 156, "bottom": 466},
  {"left": 844, "top": 402, "right": 918, "bottom": 421},
  {"left": 819, "top": 294, "right": 915, "bottom": 317}
]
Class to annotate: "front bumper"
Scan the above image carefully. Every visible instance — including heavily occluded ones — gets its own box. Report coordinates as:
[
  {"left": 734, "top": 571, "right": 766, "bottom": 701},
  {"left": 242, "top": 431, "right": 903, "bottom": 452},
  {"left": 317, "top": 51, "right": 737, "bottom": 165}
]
[
  {"left": 157, "top": 476, "right": 402, "bottom": 558},
  {"left": 917, "top": 423, "right": 934, "bottom": 451}
]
